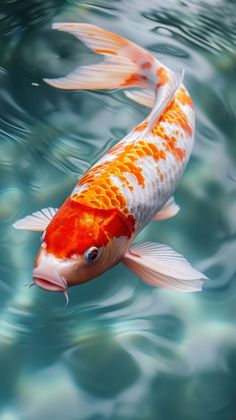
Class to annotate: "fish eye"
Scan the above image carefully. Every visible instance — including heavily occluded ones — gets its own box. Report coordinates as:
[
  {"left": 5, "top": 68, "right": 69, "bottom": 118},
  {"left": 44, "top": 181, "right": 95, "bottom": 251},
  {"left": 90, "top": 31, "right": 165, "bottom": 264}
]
[{"left": 84, "top": 246, "right": 100, "bottom": 262}]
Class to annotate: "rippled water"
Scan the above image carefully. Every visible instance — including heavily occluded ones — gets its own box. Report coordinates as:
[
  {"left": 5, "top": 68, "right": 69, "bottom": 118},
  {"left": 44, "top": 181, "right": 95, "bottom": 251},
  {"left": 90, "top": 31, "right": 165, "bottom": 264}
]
[{"left": 0, "top": 0, "right": 236, "bottom": 419}]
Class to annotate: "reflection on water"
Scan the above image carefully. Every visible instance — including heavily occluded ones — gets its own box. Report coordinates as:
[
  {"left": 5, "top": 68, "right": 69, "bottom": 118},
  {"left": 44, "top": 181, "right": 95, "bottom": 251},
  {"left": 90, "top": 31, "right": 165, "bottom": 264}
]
[{"left": 0, "top": 0, "right": 236, "bottom": 418}]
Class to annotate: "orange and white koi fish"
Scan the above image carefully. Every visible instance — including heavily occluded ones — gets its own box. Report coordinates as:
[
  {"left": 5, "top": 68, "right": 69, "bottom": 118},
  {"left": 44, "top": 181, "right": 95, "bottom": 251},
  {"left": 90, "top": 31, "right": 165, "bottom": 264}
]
[{"left": 13, "top": 23, "right": 207, "bottom": 303}]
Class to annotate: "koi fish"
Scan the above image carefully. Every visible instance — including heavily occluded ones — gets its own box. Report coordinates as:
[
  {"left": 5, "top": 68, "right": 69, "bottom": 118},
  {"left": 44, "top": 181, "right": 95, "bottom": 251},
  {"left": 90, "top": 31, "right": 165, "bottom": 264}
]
[{"left": 13, "top": 23, "right": 207, "bottom": 303}]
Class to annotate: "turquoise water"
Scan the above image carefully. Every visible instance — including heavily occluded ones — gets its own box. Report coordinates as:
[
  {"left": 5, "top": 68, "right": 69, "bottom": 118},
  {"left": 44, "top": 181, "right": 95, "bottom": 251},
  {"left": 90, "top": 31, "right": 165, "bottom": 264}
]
[{"left": 0, "top": 0, "right": 236, "bottom": 418}]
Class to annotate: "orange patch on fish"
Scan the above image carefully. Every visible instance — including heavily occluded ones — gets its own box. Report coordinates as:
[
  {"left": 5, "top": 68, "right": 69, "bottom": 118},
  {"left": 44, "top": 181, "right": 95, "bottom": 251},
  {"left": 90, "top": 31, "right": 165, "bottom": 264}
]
[
  {"left": 94, "top": 48, "right": 117, "bottom": 55},
  {"left": 158, "top": 100, "right": 192, "bottom": 137},
  {"left": 173, "top": 129, "right": 184, "bottom": 138},
  {"left": 134, "top": 121, "right": 149, "bottom": 132},
  {"left": 176, "top": 87, "right": 193, "bottom": 108},
  {"left": 109, "top": 31, "right": 128, "bottom": 47},
  {"left": 156, "top": 67, "right": 169, "bottom": 88},
  {"left": 152, "top": 123, "right": 186, "bottom": 162},
  {"left": 45, "top": 199, "right": 135, "bottom": 258},
  {"left": 107, "top": 142, "right": 126, "bottom": 155},
  {"left": 72, "top": 140, "right": 167, "bottom": 213},
  {"left": 163, "top": 135, "right": 186, "bottom": 162},
  {"left": 141, "top": 61, "right": 152, "bottom": 70},
  {"left": 121, "top": 73, "right": 148, "bottom": 88},
  {"left": 175, "top": 147, "right": 186, "bottom": 161}
]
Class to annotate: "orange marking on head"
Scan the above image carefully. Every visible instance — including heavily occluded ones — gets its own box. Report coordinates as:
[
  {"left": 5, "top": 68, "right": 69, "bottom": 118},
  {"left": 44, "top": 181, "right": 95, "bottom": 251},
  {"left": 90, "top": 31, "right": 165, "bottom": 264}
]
[
  {"left": 45, "top": 199, "right": 135, "bottom": 258},
  {"left": 156, "top": 67, "right": 169, "bottom": 88}
]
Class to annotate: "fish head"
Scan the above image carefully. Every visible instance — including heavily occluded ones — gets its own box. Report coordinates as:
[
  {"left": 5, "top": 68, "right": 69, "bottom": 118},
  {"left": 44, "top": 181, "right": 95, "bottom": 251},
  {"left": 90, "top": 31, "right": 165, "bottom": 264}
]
[{"left": 33, "top": 198, "right": 135, "bottom": 298}]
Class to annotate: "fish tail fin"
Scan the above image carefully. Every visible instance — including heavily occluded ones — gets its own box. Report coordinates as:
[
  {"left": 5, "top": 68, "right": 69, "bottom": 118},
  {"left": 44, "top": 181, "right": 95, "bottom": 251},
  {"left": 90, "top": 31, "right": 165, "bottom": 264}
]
[{"left": 44, "top": 23, "right": 167, "bottom": 91}]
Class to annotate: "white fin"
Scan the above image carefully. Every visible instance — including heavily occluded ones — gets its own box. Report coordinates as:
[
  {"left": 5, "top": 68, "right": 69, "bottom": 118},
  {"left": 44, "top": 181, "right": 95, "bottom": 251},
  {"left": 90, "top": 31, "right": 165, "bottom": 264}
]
[
  {"left": 44, "top": 23, "right": 149, "bottom": 91},
  {"left": 44, "top": 55, "right": 139, "bottom": 90},
  {"left": 50, "top": 22, "right": 141, "bottom": 56},
  {"left": 122, "top": 242, "right": 207, "bottom": 292},
  {"left": 153, "top": 196, "right": 180, "bottom": 221},
  {"left": 146, "top": 70, "right": 184, "bottom": 132},
  {"left": 13, "top": 207, "right": 58, "bottom": 231},
  {"left": 125, "top": 88, "right": 155, "bottom": 108}
]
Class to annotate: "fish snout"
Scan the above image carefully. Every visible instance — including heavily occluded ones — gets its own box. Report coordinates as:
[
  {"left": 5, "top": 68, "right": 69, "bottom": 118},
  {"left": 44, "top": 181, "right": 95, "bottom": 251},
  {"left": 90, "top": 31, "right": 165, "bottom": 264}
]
[{"left": 32, "top": 266, "right": 68, "bottom": 293}]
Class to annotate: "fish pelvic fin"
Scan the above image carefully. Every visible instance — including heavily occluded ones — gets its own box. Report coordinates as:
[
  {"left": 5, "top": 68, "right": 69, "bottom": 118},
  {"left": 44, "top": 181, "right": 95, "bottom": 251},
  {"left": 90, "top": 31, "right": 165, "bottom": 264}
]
[{"left": 153, "top": 196, "right": 180, "bottom": 221}]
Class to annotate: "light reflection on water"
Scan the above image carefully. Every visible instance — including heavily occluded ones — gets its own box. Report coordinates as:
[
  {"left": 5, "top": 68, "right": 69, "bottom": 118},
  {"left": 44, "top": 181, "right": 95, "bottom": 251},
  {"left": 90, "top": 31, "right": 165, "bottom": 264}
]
[{"left": 0, "top": 0, "right": 236, "bottom": 418}]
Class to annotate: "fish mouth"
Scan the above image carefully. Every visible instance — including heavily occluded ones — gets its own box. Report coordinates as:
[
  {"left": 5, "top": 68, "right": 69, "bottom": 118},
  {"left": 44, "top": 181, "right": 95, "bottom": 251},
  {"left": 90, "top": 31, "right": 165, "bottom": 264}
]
[{"left": 33, "top": 267, "right": 68, "bottom": 300}]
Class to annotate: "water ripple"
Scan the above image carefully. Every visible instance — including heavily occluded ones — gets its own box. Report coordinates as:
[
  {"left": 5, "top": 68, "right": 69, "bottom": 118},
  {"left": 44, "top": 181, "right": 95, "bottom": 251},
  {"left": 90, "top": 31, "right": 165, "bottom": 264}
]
[{"left": 0, "top": 0, "right": 236, "bottom": 418}]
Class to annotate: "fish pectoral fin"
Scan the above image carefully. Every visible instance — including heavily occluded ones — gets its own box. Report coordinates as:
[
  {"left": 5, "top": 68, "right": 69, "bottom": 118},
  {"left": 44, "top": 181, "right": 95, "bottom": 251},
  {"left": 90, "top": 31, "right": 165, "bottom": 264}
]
[
  {"left": 153, "top": 196, "right": 180, "bottom": 221},
  {"left": 13, "top": 207, "right": 58, "bottom": 231},
  {"left": 122, "top": 242, "right": 207, "bottom": 292}
]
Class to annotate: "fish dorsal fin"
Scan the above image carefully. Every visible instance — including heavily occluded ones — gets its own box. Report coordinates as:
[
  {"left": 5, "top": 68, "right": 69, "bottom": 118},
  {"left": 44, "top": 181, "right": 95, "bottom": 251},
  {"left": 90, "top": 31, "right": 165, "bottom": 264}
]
[
  {"left": 145, "top": 70, "right": 184, "bottom": 132},
  {"left": 153, "top": 196, "right": 180, "bottom": 221},
  {"left": 122, "top": 242, "right": 207, "bottom": 292},
  {"left": 13, "top": 207, "right": 58, "bottom": 232}
]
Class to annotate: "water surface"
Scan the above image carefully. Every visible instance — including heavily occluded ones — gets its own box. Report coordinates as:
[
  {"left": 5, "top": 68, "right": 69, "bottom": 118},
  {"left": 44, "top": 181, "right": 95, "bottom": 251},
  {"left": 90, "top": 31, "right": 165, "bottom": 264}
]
[{"left": 0, "top": 0, "right": 236, "bottom": 419}]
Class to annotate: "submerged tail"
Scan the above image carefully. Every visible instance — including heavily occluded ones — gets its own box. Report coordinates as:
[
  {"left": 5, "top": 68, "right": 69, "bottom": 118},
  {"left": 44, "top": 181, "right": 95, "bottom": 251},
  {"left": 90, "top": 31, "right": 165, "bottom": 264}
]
[{"left": 44, "top": 23, "right": 183, "bottom": 126}]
